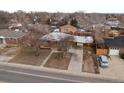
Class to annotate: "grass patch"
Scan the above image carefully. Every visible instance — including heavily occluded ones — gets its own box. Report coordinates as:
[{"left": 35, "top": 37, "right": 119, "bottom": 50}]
[{"left": 44, "top": 52, "right": 72, "bottom": 70}]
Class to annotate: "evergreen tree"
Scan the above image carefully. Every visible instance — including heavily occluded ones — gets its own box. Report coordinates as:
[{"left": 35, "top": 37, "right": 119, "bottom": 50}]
[{"left": 70, "top": 18, "right": 78, "bottom": 27}]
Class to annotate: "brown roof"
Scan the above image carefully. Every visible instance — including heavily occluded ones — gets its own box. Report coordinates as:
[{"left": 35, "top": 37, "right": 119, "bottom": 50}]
[
  {"left": 0, "top": 29, "right": 26, "bottom": 38},
  {"left": 60, "top": 24, "right": 77, "bottom": 33}
]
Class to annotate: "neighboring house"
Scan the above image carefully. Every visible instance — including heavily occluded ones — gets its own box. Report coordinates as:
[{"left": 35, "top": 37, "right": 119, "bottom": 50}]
[
  {"left": 8, "top": 23, "right": 22, "bottom": 31},
  {"left": 60, "top": 24, "right": 77, "bottom": 34},
  {"left": 108, "top": 30, "right": 119, "bottom": 37},
  {"left": 60, "top": 24, "right": 94, "bottom": 46},
  {"left": 73, "top": 36, "right": 94, "bottom": 46},
  {"left": 0, "top": 29, "right": 26, "bottom": 45},
  {"left": 52, "top": 28, "right": 60, "bottom": 32},
  {"left": 105, "top": 18, "right": 120, "bottom": 28},
  {"left": 40, "top": 32, "right": 94, "bottom": 48},
  {"left": 104, "top": 36, "right": 124, "bottom": 55}
]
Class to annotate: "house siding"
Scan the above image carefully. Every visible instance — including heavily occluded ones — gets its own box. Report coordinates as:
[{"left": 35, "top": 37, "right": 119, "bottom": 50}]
[{"left": 5, "top": 38, "right": 18, "bottom": 44}]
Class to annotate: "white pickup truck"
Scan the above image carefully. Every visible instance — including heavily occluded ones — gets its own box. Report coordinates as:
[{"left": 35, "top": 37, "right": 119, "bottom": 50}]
[{"left": 97, "top": 55, "right": 109, "bottom": 67}]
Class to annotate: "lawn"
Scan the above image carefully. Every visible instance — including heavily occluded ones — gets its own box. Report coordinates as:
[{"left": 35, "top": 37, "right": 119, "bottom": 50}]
[
  {"left": 44, "top": 52, "right": 72, "bottom": 70},
  {"left": 9, "top": 49, "right": 51, "bottom": 66}
]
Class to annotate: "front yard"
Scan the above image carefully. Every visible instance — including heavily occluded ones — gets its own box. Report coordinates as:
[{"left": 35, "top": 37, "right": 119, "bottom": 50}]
[
  {"left": 0, "top": 46, "right": 20, "bottom": 62},
  {"left": 44, "top": 52, "right": 72, "bottom": 70},
  {"left": 9, "top": 49, "right": 51, "bottom": 66}
]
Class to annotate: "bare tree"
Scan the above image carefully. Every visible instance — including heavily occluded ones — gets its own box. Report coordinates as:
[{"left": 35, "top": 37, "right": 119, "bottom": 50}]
[{"left": 20, "top": 24, "right": 50, "bottom": 56}]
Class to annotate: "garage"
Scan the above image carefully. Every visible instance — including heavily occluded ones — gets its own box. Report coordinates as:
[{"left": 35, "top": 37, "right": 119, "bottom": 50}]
[
  {"left": 109, "top": 48, "right": 120, "bottom": 55},
  {"left": 104, "top": 36, "right": 124, "bottom": 56}
]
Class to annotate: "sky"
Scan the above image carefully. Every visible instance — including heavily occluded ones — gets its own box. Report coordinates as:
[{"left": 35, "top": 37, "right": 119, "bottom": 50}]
[{"left": 0, "top": 0, "right": 124, "bottom": 13}]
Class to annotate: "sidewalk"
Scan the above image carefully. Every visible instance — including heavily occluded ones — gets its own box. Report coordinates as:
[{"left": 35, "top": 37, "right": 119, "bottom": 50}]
[
  {"left": 68, "top": 48, "right": 83, "bottom": 73},
  {"left": 40, "top": 50, "right": 54, "bottom": 67}
]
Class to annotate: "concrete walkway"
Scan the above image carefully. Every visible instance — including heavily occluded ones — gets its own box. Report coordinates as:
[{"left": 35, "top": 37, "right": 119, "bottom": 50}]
[
  {"left": 40, "top": 50, "right": 54, "bottom": 67},
  {"left": 68, "top": 48, "right": 83, "bottom": 73}
]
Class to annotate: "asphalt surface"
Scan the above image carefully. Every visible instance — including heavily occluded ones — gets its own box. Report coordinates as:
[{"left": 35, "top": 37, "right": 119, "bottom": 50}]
[{"left": 0, "top": 64, "right": 122, "bottom": 83}]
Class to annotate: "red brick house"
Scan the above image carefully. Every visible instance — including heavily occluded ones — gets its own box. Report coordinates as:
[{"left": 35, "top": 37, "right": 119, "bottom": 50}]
[{"left": 0, "top": 29, "right": 26, "bottom": 45}]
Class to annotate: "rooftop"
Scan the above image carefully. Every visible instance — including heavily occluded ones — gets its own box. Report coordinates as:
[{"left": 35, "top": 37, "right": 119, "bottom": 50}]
[
  {"left": 0, "top": 29, "right": 26, "bottom": 38},
  {"left": 41, "top": 32, "right": 94, "bottom": 43}
]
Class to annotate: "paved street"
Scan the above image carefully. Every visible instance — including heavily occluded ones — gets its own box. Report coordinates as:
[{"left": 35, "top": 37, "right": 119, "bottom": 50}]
[{"left": 0, "top": 63, "right": 122, "bottom": 83}]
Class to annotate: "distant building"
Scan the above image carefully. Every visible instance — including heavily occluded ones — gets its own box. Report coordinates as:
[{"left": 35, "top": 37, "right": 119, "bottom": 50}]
[
  {"left": 60, "top": 24, "right": 77, "bottom": 34},
  {"left": 8, "top": 23, "right": 23, "bottom": 31},
  {"left": 105, "top": 18, "right": 120, "bottom": 28}
]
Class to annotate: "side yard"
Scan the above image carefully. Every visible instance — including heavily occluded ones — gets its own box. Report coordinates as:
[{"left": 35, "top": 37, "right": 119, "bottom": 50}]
[{"left": 82, "top": 45, "right": 99, "bottom": 74}]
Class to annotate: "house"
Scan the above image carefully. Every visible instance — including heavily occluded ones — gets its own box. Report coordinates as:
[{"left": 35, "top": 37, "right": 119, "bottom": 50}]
[
  {"left": 0, "top": 29, "right": 26, "bottom": 45},
  {"left": 108, "top": 30, "right": 120, "bottom": 37},
  {"left": 73, "top": 36, "right": 94, "bottom": 46},
  {"left": 104, "top": 36, "right": 124, "bottom": 55},
  {"left": 8, "top": 23, "right": 22, "bottom": 31},
  {"left": 60, "top": 24, "right": 78, "bottom": 35},
  {"left": 40, "top": 31, "right": 94, "bottom": 48},
  {"left": 105, "top": 17, "right": 120, "bottom": 28},
  {"left": 40, "top": 32, "right": 73, "bottom": 49}
]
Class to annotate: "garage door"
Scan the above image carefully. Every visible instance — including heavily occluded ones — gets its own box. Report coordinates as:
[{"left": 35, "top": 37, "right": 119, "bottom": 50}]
[{"left": 109, "top": 48, "right": 119, "bottom": 55}]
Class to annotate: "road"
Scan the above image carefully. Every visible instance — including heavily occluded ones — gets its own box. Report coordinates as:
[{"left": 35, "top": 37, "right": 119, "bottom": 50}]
[{"left": 0, "top": 64, "right": 123, "bottom": 83}]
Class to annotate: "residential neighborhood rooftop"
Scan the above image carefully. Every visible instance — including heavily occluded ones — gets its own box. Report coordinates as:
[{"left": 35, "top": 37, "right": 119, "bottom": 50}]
[{"left": 0, "top": 29, "right": 26, "bottom": 38}]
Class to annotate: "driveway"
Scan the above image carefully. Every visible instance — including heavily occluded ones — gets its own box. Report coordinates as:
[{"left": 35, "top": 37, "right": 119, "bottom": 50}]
[
  {"left": 68, "top": 48, "right": 83, "bottom": 73},
  {"left": 100, "top": 56, "right": 124, "bottom": 80}
]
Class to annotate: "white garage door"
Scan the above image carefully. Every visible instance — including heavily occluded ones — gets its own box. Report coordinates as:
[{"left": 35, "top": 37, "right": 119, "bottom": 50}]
[{"left": 109, "top": 48, "right": 120, "bottom": 55}]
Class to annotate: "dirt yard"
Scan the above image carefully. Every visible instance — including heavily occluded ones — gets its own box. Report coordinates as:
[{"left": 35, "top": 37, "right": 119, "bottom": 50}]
[
  {"left": 9, "top": 49, "right": 51, "bottom": 66},
  {"left": 82, "top": 46, "right": 99, "bottom": 74},
  {"left": 44, "top": 52, "right": 72, "bottom": 70}
]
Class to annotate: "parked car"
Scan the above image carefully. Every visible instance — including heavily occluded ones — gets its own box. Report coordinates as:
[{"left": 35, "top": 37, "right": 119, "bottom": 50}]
[{"left": 97, "top": 55, "right": 109, "bottom": 67}]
